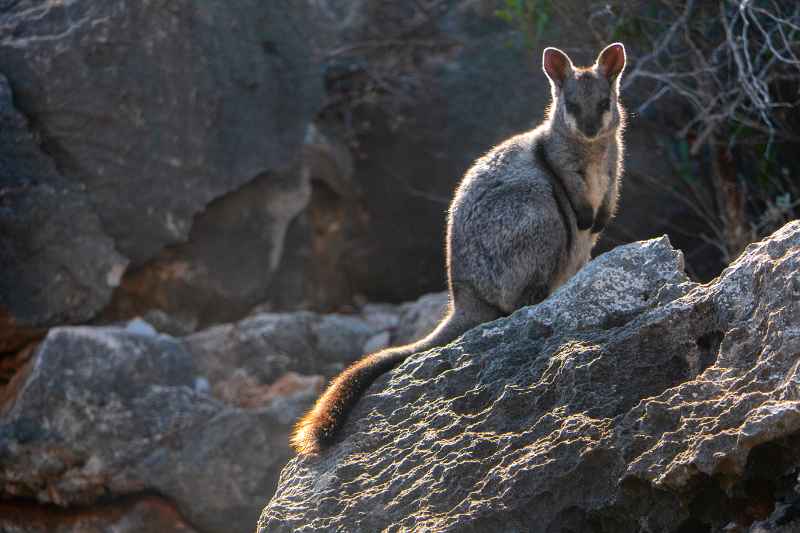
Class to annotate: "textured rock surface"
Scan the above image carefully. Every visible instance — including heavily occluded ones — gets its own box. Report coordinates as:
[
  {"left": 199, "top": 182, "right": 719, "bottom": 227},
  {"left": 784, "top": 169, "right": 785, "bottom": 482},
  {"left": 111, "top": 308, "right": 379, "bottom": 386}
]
[
  {"left": 0, "top": 74, "right": 126, "bottom": 353},
  {"left": 0, "top": 286, "right": 446, "bottom": 532},
  {"left": 259, "top": 221, "right": 800, "bottom": 533}
]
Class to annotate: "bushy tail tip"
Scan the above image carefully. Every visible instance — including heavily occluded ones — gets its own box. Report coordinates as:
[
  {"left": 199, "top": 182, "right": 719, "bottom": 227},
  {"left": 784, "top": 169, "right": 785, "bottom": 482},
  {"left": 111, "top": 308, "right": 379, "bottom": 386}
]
[
  {"left": 288, "top": 352, "right": 403, "bottom": 456},
  {"left": 290, "top": 418, "right": 321, "bottom": 455},
  {"left": 290, "top": 381, "right": 340, "bottom": 455},
  {"left": 288, "top": 313, "right": 471, "bottom": 455}
]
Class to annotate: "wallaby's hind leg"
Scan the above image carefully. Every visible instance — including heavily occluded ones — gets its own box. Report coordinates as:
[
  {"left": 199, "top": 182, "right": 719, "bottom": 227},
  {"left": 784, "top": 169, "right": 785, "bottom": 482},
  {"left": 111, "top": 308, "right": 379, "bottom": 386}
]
[{"left": 449, "top": 282, "right": 505, "bottom": 329}]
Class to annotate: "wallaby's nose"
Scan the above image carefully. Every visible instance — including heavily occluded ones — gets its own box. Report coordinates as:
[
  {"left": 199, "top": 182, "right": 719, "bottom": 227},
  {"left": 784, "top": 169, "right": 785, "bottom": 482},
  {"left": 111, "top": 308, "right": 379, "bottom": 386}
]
[{"left": 581, "top": 117, "right": 600, "bottom": 138}]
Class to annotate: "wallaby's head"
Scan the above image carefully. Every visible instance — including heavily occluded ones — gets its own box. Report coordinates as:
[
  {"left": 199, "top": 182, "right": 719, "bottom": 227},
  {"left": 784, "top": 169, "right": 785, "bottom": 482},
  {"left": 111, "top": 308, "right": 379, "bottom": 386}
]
[{"left": 542, "top": 43, "right": 626, "bottom": 141}]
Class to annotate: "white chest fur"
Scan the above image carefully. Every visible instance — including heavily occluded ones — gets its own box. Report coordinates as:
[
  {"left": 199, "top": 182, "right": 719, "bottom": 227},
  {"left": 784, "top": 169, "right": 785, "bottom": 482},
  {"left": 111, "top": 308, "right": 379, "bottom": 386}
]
[{"left": 583, "top": 156, "right": 609, "bottom": 212}]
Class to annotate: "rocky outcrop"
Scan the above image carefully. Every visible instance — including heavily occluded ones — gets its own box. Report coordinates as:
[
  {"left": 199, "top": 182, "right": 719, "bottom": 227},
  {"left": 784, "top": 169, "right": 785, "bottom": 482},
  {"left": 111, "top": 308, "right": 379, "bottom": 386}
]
[
  {"left": 0, "top": 290, "right": 446, "bottom": 533},
  {"left": 259, "top": 221, "right": 800, "bottom": 533}
]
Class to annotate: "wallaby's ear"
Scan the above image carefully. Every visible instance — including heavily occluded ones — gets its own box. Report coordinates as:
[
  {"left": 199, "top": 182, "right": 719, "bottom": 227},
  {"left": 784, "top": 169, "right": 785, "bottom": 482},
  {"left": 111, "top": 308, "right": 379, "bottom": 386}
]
[
  {"left": 596, "top": 42, "right": 626, "bottom": 82},
  {"left": 542, "top": 47, "right": 572, "bottom": 89}
]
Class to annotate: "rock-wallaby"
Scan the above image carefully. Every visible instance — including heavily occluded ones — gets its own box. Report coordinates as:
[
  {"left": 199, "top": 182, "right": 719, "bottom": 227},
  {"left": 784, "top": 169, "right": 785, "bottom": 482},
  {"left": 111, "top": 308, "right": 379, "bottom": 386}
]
[{"left": 291, "top": 43, "right": 627, "bottom": 455}]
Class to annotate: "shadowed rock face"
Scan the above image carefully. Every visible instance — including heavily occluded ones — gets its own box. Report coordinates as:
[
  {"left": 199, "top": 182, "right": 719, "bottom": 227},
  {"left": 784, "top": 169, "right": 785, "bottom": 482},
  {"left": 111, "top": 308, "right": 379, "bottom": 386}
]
[
  {"left": 0, "top": 0, "right": 709, "bottom": 339},
  {"left": 0, "top": 74, "right": 127, "bottom": 353},
  {"left": 0, "top": 0, "right": 324, "bottom": 338},
  {"left": 0, "top": 496, "right": 196, "bottom": 533},
  {"left": 259, "top": 221, "right": 800, "bottom": 533},
  {"left": 0, "top": 0, "right": 321, "bottom": 265},
  {"left": 0, "top": 319, "right": 367, "bottom": 533}
]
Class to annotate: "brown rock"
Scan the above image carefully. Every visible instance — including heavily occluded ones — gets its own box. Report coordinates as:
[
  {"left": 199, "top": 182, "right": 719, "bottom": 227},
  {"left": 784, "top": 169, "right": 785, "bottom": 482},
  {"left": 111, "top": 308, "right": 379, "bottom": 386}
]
[{"left": 0, "top": 496, "right": 196, "bottom": 533}]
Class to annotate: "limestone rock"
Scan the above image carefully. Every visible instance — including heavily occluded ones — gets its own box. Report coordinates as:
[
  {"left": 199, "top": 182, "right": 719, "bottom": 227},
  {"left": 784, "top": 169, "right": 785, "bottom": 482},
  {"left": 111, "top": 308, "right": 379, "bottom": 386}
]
[{"left": 258, "top": 222, "right": 800, "bottom": 533}]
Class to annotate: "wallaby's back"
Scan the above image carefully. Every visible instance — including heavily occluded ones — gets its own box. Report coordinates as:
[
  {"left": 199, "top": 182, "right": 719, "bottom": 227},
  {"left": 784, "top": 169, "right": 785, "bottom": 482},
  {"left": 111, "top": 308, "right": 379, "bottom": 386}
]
[{"left": 449, "top": 129, "right": 577, "bottom": 314}]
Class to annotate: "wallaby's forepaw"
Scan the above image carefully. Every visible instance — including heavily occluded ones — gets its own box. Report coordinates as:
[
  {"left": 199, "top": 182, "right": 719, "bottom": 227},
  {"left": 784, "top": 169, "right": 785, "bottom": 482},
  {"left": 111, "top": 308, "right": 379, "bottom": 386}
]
[
  {"left": 591, "top": 206, "right": 611, "bottom": 234},
  {"left": 576, "top": 205, "right": 595, "bottom": 231},
  {"left": 591, "top": 218, "right": 606, "bottom": 234}
]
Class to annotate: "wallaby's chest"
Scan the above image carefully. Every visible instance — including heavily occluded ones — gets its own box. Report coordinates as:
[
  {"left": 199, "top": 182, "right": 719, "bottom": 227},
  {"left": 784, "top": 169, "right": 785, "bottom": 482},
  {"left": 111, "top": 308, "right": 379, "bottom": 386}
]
[{"left": 582, "top": 154, "right": 611, "bottom": 210}]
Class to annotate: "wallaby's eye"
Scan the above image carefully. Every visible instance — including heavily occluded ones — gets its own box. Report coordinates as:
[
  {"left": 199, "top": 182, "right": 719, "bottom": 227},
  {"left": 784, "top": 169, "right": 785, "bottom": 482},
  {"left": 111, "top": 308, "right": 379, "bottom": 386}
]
[
  {"left": 597, "top": 98, "right": 611, "bottom": 112},
  {"left": 565, "top": 101, "right": 580, "bottom": 116}
]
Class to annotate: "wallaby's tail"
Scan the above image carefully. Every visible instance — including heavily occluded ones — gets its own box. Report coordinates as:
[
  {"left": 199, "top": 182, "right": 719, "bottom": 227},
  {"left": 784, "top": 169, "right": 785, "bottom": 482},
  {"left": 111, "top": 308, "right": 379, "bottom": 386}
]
[{"left": 290, "top": 310, "right": 476, "bottom": 455}]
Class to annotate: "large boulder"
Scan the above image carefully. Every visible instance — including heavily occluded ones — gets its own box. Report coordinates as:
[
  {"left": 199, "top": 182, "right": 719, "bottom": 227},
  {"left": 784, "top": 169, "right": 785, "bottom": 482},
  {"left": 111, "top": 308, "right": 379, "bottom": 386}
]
[
  {"left": 0, "top": 0, "right": 324, "bottom": 334},
  {"left": 258, "top": 221, "right": 800, "bottom": 533},
  {"left": 0, "top": 0, "right": 322, "bottom": 264}
]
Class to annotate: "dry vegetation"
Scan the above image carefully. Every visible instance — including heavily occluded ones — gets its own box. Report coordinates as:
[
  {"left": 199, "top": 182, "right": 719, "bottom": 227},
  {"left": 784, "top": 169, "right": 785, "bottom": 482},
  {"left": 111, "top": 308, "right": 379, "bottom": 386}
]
[{"left": 597, "top": 0, "right": 800, "bottom": 264}]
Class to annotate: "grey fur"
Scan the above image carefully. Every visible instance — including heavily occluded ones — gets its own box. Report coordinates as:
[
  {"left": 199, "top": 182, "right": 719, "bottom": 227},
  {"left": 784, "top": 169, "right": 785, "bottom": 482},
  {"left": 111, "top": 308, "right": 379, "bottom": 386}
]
[
  {"left": 291, "top": 43, "right": 627, "bottom": 455},
  {"left": 449, "top": 43, "right": 626, "bottom": 313}
]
